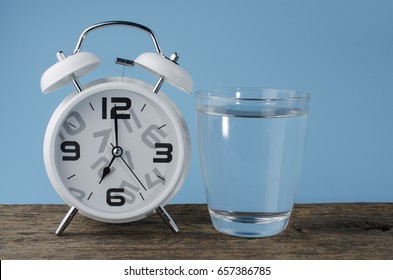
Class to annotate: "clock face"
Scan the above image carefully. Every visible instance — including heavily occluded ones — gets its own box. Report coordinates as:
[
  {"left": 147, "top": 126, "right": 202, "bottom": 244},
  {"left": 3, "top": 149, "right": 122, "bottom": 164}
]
[{"left": 44, "top": 80, "right": 190, "bottom": 222}]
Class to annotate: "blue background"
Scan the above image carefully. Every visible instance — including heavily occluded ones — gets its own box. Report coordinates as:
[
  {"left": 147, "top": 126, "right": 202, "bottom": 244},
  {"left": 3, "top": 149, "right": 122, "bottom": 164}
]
[{"left": 1, "top": 0, "right": 392, "bottom": 204}]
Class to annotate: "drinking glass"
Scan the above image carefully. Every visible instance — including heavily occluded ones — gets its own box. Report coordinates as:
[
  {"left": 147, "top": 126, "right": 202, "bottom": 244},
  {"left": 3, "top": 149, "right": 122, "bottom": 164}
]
[{"left": 196, "top": 88, "right": 310, "bottom": 238}]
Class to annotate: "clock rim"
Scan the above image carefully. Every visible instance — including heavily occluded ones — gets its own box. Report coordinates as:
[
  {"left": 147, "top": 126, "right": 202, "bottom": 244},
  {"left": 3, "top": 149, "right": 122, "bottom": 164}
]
[{"left": 43, "top": 78, "right": 191, "bottom": 223}]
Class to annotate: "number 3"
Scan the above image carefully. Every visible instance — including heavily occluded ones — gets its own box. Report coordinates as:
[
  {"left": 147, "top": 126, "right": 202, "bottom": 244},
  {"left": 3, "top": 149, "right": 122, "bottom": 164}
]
[{"left": 153, "top": 143, "right": 173, "bottom": 163}]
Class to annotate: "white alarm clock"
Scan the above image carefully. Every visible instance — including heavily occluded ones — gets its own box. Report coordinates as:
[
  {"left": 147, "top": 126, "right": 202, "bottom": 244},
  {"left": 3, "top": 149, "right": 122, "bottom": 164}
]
[{"left": 40, "top": 21, "right": 192, "bottom": 236}]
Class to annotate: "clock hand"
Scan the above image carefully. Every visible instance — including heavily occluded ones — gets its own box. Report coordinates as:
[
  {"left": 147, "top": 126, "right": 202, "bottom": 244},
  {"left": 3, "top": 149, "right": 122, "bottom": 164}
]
[
  {"left": 110, "top": 105, "right": 147, "bottom": 190},
  {"left": 110, "top": 143, "right": 147, "bottom": 191},
  {"left": 119, "top": 156, "right": 147, "bottom": 191},
  {"left": 99, "top": 105, "right": 122, "bottom": 184},
  {"left": 114, "top": 104, "right": 119, "bottom": 147},
  {"left": 99, "top": 155, "right": 116, "bottom": 184}
]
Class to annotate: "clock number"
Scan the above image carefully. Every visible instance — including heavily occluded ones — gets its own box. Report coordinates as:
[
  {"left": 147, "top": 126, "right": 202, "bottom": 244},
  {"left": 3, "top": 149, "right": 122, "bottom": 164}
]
[
  {"left": 122, "top": 108, "right": 142, "bottom": 133},
  {"left": 60, "top": 141, "right": 80, "bottom": 161},
  {"left": 102, "top": 97, "right": 107, "bottom": 119},
  {"left": 145, "top": 168, "right": 166, "bottom": 189},
  {"left": 63, "top": 111, "right": 86, "bottom": 135},
  {"left": 102, "top": 97, "right": 132, "bottom": 119},
  {"left": 111, "top": 97, "right": 131, "bottom": 119},
  {"left": 106, "top": 188, "right": 125, "bottom": 206},
  {"left": 141, "top": 124, "right": 168, "bottom": 148},
  {"left": 120, "top": 180, "right": 140, "bottom": 204},
  {"left": 69, "top": 187, "right": 85, "bottom": 201},
  {"left": 153, "top": 143, "right": 173, "bottom": 163},
  {"left": 93, "top": 128, "right": 112, "bottom": 153},
  {"left": 59, "top": 111, "right": 86, "bottom": 141},
  {"left": 123, "top": 150, "right": 135, "bottom": 170}
]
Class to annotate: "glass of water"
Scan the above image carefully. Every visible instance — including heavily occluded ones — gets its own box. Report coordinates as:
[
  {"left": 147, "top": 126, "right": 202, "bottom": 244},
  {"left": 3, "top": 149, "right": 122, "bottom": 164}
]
[{"left": 196, "top": 88, "right": 310, "bottom": 238}]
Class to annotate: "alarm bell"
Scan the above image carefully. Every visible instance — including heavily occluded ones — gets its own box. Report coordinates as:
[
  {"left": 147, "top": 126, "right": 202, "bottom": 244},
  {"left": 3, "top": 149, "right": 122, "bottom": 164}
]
[
  {"left": 40, "top": 21, "right": 192, "bottom": 95},
  {"left": 41, "top": 51, "right": 101, "bottom": 93},
  {"left": 134, "top": 52, "right": 192, "bottom": 94}
]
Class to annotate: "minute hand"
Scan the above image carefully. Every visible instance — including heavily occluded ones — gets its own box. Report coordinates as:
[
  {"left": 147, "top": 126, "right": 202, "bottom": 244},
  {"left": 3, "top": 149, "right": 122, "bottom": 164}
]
[
  {"left": 109, "top": 142, "right": 147, "bottom": 191},
  {"left": 119, "top": 154, "right": 147, "bottom": 191},
  {"left": 114, "top": 104, "right": 119, "bottom": 147}
]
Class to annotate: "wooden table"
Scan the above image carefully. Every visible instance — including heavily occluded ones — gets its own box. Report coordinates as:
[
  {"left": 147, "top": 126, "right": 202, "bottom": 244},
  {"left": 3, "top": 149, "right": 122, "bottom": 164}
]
[{"left": 1, "top": 203, "right": 392, "bottom": 259}]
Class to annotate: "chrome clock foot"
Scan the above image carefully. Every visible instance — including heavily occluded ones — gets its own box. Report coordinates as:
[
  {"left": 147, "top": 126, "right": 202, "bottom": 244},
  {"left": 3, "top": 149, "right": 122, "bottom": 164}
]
[
  {"left": 55, "top": 206, "right": 78, "bottom": 236},
  {"left": 156, "top": 205, "right": 179, "bottom": 233}
]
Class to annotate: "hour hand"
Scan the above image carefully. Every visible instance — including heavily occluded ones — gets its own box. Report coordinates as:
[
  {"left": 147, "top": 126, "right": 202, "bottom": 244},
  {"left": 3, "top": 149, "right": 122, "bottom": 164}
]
[{"left": 99, "top": 155, "right": 115, "bottom": 184}]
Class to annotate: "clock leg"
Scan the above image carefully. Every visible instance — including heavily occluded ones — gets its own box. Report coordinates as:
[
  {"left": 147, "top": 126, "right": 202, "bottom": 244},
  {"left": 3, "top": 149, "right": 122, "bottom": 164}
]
[
  {"left": 156, "top": 205, "right": 179, "bottom": 233},
  {"left": 55, "top": 206, "right": 78, "bottom": 236}
]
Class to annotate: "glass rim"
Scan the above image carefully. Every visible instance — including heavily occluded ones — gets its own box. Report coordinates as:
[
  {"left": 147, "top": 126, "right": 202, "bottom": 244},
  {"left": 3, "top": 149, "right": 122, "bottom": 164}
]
[{"left": 195, "top": 87, "right": 310, "bottom": 101}]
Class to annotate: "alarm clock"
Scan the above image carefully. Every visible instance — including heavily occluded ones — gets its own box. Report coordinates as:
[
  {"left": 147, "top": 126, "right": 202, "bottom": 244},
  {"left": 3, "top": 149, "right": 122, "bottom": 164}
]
[{"left": 40, "top": 21, "right": 192, "bottom": 236}]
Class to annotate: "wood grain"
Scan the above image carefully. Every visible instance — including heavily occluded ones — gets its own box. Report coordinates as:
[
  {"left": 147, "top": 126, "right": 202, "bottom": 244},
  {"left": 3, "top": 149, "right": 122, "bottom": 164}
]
[{"left": 1, "top": 203, "right": 392, "bottom": 259}]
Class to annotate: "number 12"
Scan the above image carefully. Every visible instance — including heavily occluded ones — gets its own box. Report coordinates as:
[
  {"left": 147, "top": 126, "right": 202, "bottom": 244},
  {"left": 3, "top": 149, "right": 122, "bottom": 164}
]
[{"left": 102, "top": 97, "right": 131, "bottom": 119}]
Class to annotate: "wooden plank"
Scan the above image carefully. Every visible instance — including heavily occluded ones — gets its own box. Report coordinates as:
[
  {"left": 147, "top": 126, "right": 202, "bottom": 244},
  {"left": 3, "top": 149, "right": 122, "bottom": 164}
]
[{"left": 0, "top": 203, "right": 392, "bottom": 259}]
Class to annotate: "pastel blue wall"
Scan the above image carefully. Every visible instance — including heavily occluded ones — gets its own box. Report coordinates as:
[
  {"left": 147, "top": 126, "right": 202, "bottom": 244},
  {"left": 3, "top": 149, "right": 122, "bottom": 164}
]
[{"left": 1, "top": 0, "right": 392, "bottom": 204}]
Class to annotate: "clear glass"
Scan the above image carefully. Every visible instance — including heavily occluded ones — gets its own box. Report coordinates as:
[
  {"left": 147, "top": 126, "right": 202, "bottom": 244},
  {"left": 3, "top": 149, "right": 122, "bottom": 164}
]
[{"left": 196, "top": 88, "right": 310, "bottom": 238}]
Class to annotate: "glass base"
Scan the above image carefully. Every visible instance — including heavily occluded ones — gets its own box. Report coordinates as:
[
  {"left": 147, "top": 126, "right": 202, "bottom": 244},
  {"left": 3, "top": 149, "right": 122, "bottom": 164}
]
[{"left": 209, "top": 209, "right": 291, "bottom": 238}]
